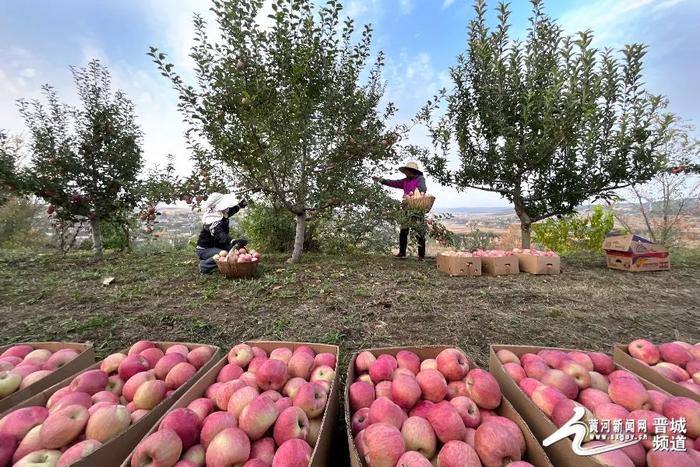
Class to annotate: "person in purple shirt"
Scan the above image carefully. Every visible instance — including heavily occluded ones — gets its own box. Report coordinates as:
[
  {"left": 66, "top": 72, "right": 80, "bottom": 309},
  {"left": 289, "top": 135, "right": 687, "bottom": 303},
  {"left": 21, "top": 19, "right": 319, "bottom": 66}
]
[{"left": 373, "top": 161, "right": 428, "bottom": 259}]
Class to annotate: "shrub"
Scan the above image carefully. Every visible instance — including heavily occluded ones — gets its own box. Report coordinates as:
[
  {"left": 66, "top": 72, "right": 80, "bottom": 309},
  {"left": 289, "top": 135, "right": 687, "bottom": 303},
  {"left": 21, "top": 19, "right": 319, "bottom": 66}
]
[
  {"left": 239, "top": 203, "right": 296, "bottom": 253},
  {"left": 0, "top": 197, "right": 45, "bottom": 248},
  {"left": 532, "top": 205, "right": 614, "bottom": 254}
]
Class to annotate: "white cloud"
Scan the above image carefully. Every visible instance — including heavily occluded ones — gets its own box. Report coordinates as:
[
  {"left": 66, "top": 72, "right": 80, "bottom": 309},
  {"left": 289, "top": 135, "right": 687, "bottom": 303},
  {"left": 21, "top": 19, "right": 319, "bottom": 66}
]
[
  {"left": 398, "top": 0, "right": 414, "bottom": 15},
  {"left": 19, "top": 68, "right": 35, "bottom": 79},
  {"left": 653, "top": 0, "right": 686, "bottom": 11},
  {"left": 442, "top": 0, "right": 456, "bottom": 8}
]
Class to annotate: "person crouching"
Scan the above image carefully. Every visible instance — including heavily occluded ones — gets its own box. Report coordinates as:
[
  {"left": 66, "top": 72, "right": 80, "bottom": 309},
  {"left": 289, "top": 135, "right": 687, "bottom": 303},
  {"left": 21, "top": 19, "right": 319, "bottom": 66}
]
[{"left": 196, "top": 193, "right": 248, "bottom": 274}]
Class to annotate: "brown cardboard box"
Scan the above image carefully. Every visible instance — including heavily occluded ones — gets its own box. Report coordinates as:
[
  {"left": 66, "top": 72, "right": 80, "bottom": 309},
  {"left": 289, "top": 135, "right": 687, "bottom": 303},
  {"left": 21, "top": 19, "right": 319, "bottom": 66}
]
[
  {"left": 516, "top": 254, "right": 560, "bottom": 275},
  {"left": 481, "top": 256, "right": 520, "bottom": 276},
  {"left": 121, "top": 341, "right": 340, "bottom": 467},
  {"left": 0, "top": 341, "right": 220, "bottom": 467},
  {"left": 603, "top": 233, "right": 670, "bottom": 272},
  {"left": 602, "top": 234, "right": 668, "bottom": 255},
  {"left": 613, "top": 344, "right": 699, "bottom": 402},
  {"left": 489, "top": 344, "right": 668, "bottom": 467},
  {"left": 436, "top": 253, "right": 482, "bottom": 276},
  {"left": 346, "top": 345, "right": 552, "bottom": 467},
  {"left": 605, "top": 251, "right": 671, "bottom": 272},
  {"left": 0, "top": 342, "right": 95, "bottom": 413}
]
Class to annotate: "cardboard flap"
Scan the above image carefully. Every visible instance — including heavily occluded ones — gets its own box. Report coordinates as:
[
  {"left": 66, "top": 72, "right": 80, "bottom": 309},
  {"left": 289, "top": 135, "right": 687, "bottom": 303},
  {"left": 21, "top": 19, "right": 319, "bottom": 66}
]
[{"left": 603, "top": 234, "right": 668, "bottom": 254}]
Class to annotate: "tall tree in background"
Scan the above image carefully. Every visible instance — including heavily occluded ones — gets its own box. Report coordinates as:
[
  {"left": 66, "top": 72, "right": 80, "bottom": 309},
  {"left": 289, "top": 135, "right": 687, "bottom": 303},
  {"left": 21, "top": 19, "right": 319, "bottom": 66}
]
[
  {"left": 612, "top": 114, "right": 700, "bottom": 246},
  {"left": 151, "top": 0, "right": 401, "bottom": 261},
  {"left": 15, "top": 59, "right": 143, "bottom": 257},
  {"left": 414, "top": 0, "right": 670, "bottom": 248}
]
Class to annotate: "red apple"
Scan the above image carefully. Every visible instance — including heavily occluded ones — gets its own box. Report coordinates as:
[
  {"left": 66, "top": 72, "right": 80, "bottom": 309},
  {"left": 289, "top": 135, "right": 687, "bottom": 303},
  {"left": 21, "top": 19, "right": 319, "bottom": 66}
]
[
  {"left": 56, "top": 439, "right": 102, "bottom": 467},
  {"left": 12, "top": 424, "right": 42, "bottom": 464},
  {"left": 518, "top": 378, "right": 543, "bottom": 397},
  {"left": 272, "top": 439, "right": 312, "bottom": 467},
  {"left": 201, "top": 412, "right": 237, "bottom": 449},
  {"left": 531, "top": 385, "right": 566, "bottom": 417},
  {"left": 646, "top": 450, "right": 696, "bottom": 467},
  {"left": 438, "top": 440, "right": 481, "bottom": 467},
  {"left": 123, "top": 371, "right": 156, "bottom": 402},
  {"left": 662, "top": 396, "right": 700, "bottom": 438},
  {"left": 436, "top": 348, "right": 470, "bottom": 382},
  {"left": 293, "top": 382, "right": 328, "bottom": 419},
  {"left": 154, "top": 353, "right": 186, "bottom": 380},
  {"left": 100, "top": 353, "right": 127, "bottom": 374},
  {"left": 416, "top": 369, "right": 447, "bottom": 402},
  {"left": 283, "top": 377, "right": 307, "bottom": 399},
  {"left": 187, "top": 346, "right": 214, "bottom": 369},
  {"left": 275, "top": 396, "right": 292, "bottom": 413},
  {"left": 577, "top": 388, "right": 611, "bottom": 412},
  {"left": 139, "top": 347, "right": 165, "bottom": 369},
  {"left": 43, "top": 349, "right": 79, "bottom": 371},
  {"left": 647, "top": 389, "right": 669, "bottom": 413},
  {"left": 409, "top": 400, "right": 434, "bottom": 418},
  {"left": 628, "top": 339, "right": 660, "bottom": 365},
  {"left": 362, "top": 423, "right": 405, "bottom": 467},
  {"left": 420, "top": 359, "right": 437, "bottom": 371},
  {"left": 85, "top": 404, "right": 131, "bottom": 443},
  {"left": 450, "top": 396, "right": 481, "bottom": 428},
  {"left": 537, "top": 349, "right": 567, "bottom": 368},
  {"left": 106, "top": 375, "right": 124, "bottom": 395},
  {"left": 355, "top": 351, "right": 377, "bottom": 373},
  {"left": 287, "top": 352, "right": 314, "bottom": 379},
  {"left": 313, "top": 352, "right": 336, "bottom": 370},
  {"left": 401, "top": 415, "right": 436, "bottom": 458},
  {"left": 128, "top": 340, "right": 156, "bottom": 356},
  {"left": 1, "top": 345, "right": 33, "bottom": 359},
  {"left": 523, "top": 359, "right": 549, "bottom": 380},
  {"left": 69, "top": 369, "right": 108, "bottom": 395},
  {"left": 118, "top": 355, "right": 150, "bottom": 381},
  {"left": 273, "top": 406, "right": 309, "bottom": 446},
  {"left": 228, "top": 344, "right": 254, "bottom": 367},
  {"left": 474, "top": 421, "right": 522, "bottom": 466},
  {"left": 369, "top": 355, "right": 397, "bottom": 384},
  {"left": 427, "top": 401, "right": 466, "bottom": 443},
  {"left": 541, "top": 369, "right": 578, "bottom": 399},
  {"left": 310, "top": 365, "right": 335, "bottom": 387},
  {"left": 496, "top": 349, "right": 520, "bottom": 365},
  {"left": 391, "top": 374, "right": 421, "bottom": 409},
  {"left": 351, "top": 407, "right": 371, "bottom": 435},
  {"left": 503, "top": 363, "right": 526, "bottom": 383},
  {"left": 14, "top": 449, "right": 62, "bottom": 467},
  {"left": 396, "top": 350, "right": 421, "bottom": 375},
  {"left": 659, "top": 342, "right": 691, "bottom": 367},
  {"left": 227, "top": 385, "right": 259, "bottom": 418},
  {"left": 464, "top": 369, "right": 502, "bottom": 410},
  {"left": 375, "top": 380, "right": 392, "bottom": 399},
  {"left": 567, "top": 352, "right": 594, "bottom": 371},
  {"left": 159, "top": 408, "right": 201, "bottom": 450},
  {"left": 0, "top": 406, "right": 49, "bottom": 440},
  {"left": 349, "top": 380, "right": 375, "bottom": 412},
  {"left": 48, "top": 391, "right": 92, "bottom": 413},
  {"left": 215, "top": 380, "right": 248, "bottom": 411},
  {"left": 131, "top": 428, "right": 182, "bottom": 467},
  {"left": 558, "top": 359, "right": 591, "bottom": 389},
  {"left": 588, "top": 371, "right": 609, "bottom": 392},
  {"left": 40, "top": 404, "right": 89, "bottom": 448},
  {"left": 250, "top": 437, "right": 275, "bottom": 465},
  {"left": 239, "top": 395, "right": 280, "bottom": 440},
  {"left": 368, "top": 396, "right": 406, "bottom": 429},
  {"left": 204, "top": 427, "right": 250, "bottom": 466},
  {"left": 587, "top": 352, "right": 615, "bottom": 375},
  {"left": 165, "top": 362, "right": 197, "bottom": 390},
  {"left": 256, "top": 358, "right": 288, "bottom": 391},
  {"left": 447, "top": 381, "right": 469, "bottom": 399},
  {"left": 133, "top": 379, "right": 167, "bottom": 410},
  {"left": 0, "top": 432, "right": 17, "bottom": 466},
  {"left": 217, "top": 364, "right": 244, "bottom": 384},
  {"left": 269, "top": 347, "right": 293, "bottom": 364},
  {"left": 396, "top": 451, "right": 432, "bottom": 466},
  {"left": 608, "top": 377, "right": 650, "bottom": 411}
]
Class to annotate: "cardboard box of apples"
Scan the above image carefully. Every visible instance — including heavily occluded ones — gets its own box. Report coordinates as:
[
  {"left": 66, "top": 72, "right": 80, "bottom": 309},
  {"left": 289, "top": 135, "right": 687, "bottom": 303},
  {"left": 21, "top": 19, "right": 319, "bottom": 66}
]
[
  {"left": 0, "top": 342, "right": 95, "bottom": 413},
  {"left": 436, "top": 252, "right": 482, "bottom": 277},
  {"left": 345, "top": 345, "right": 552, "bottom": 466},
  {"left": 489, "top": 345, "right": 700, "bottom": 466},
  {"left": 614, "top": 339, "right": 700, "bottom": 403},
  {"left": 123, "top": 341, "right": 340, "bottom": 467},
  {"left": 214, "top": 247, "right": 262, "bottom": 279},
  {"left": 472, "top": 250, "right": 520, "bottom": 276},
  {"left": 0, "top": 340, "right": 219, "bottom": 467},
  {"left": 511, "top": 249, "right": 560, "bottom": 275}
]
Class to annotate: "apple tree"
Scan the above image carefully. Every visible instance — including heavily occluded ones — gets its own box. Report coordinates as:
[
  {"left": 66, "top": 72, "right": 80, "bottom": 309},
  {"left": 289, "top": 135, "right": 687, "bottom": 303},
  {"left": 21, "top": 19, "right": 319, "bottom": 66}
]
[
  {"left": 150, "top": 0, "right": 401, "bottom": 261},
  {"left": 413, "top": 0, "right": 671, "bottom": 248},
  {"left": 15, "top": 59, "right": 143, "bottom": 257}
]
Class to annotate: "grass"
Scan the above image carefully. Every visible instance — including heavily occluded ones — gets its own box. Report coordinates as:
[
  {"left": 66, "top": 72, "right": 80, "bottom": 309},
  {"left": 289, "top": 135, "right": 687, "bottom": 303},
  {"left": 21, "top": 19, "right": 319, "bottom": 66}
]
[{"left": 1, "top": 247, "right": 699, "bottom": 461}]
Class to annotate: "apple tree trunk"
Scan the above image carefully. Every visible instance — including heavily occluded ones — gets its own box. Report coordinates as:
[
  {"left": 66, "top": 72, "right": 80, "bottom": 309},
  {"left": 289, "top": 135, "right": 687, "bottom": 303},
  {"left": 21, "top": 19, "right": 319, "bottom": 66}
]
[
  {"left": 291, "top": 214, "right": 306, "bottom": 262},
  {"left": 90, "top": 218, "right": 104, "bottom": 258},
  {"left": 520, "top": 221, "right": 531, "bottom": 249}
]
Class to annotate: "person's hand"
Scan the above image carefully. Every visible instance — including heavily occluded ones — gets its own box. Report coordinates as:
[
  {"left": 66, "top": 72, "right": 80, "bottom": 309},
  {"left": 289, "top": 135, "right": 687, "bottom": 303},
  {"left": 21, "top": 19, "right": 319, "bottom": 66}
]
[{"left": 238, "top": 199, "right": 248, "bottom": 209}]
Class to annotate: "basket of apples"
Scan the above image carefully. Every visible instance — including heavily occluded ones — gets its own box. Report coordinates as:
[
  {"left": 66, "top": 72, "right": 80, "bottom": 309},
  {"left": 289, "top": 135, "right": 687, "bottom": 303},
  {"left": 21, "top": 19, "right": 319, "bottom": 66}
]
[
  {"left": 214, "top": 247, "right": 261, "bottom": 279},
  {"left": 403, "top": 190, "right": 435, "bottom": 213}
]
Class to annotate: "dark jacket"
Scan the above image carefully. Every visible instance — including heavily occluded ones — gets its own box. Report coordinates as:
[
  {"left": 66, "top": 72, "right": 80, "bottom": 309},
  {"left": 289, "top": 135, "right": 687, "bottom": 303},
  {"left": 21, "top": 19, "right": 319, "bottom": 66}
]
[{"left": 196, "top": 206, "right": 241, "bottom": 250}]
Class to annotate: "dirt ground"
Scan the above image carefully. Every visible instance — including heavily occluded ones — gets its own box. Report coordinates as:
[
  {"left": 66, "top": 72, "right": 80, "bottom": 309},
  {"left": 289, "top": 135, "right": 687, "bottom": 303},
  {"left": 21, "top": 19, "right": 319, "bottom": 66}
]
[{"left": 1, "top": 248, "right": 698, "bottom": 462}]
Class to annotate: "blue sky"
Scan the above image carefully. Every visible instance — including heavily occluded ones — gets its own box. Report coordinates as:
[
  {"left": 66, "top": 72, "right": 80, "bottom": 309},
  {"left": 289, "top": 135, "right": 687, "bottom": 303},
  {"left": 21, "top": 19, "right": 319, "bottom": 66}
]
[{"left": 1, "top": 0, "right": 698, "bottom": 208}]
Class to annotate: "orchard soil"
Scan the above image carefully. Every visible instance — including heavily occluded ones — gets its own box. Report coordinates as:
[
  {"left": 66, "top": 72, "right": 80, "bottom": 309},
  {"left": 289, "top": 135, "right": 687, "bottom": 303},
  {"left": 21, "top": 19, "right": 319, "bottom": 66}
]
[{"left": 1, "top": 248, "right": 699, "bottom": 463}]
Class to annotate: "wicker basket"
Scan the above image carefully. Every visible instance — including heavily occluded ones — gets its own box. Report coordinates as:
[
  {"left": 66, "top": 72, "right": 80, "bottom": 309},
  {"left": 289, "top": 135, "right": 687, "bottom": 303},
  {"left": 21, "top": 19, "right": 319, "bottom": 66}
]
[
  {"left": 216, "top": 260, "right": 258, "bottom": 279},
  {"left": 404, "top": 195, "right": 436, "bottom": 213}
]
